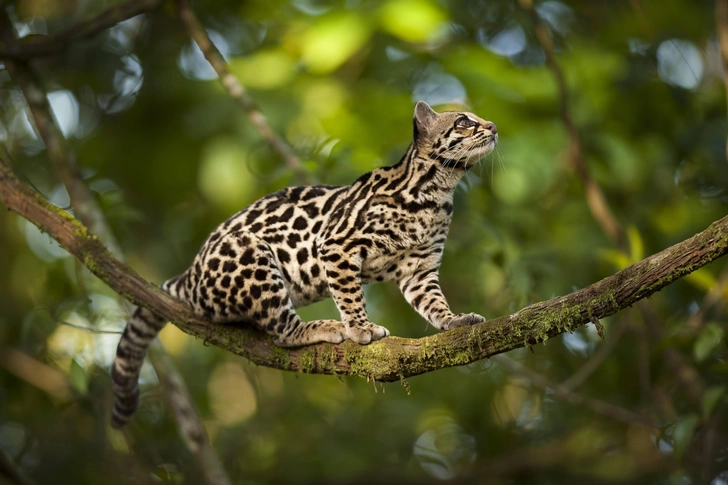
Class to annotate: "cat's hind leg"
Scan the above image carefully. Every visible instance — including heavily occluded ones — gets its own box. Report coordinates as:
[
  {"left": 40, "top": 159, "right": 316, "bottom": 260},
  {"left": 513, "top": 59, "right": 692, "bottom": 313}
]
[{"left": 198, "top": 232, "right": 346, "bottom": 347}]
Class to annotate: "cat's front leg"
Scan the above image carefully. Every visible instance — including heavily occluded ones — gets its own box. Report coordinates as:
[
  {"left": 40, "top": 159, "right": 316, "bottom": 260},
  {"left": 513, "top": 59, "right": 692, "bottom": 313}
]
[
  {"left": 398, "top": 259, "right": 485, "bottom": 331},
  {"left": 319, "top": 244, "right": 390, "bottom": 344}
]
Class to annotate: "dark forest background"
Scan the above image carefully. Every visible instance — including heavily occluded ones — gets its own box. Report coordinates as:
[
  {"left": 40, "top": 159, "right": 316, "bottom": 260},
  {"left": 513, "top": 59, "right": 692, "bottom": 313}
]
[{"left": 1, "top": 0, "right": 727, "bottom": 483}]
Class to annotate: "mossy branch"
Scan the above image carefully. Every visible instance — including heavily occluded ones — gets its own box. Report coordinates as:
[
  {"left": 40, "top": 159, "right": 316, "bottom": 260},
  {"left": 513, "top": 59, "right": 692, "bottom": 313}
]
[{"left": 1, "top": 161, "right": 727, "bottom": 381}]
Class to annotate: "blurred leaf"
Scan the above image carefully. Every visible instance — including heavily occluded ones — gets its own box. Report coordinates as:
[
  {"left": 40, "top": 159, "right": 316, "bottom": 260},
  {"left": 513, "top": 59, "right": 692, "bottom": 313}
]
[
  {"left": 68, "top": 358, "right": 88, "bottom": 395},
  {"left": 228, "top": 49, "right": 296, "bottom": 89},
  {"left": 152, "top": 464, "right": 183, "bottom": 483},
  {"left": 685, "top": 268, "right": 719, "bottom": 293},
  {"left": 702, "top": 386, "right": 725, "bottom": 418},
  {"left": 600, "top": 248, "right": 632, "bottom": 270},
  {"left": 693, "top": 323, "right": 724, "bottom": 363},
  {"left": 198, "top": 137, "right": 257, "bottom": 212},
  {"left": 379, "top": 0, "right": 447, "bottom": 43},
  {"left": 299, "top": 13, "right": 372, "bottom": 73},
  {"left": 672, "top": 414, "right": 699, "bottom": 458},
  {"left": 627, "top": 225, "right": 644, "bottom": 263},
  {"left": 566, "top": 426, "right": 607, "bottom": 458}
]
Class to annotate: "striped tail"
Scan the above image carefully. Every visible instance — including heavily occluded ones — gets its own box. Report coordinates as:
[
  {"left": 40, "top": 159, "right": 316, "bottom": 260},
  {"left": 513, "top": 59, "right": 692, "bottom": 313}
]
[
  {"left": 110, "top": 306, "right": 166, "bottom": 428},
  {"left": 111, "top": 275, "right": 186, "bottom": 428}
]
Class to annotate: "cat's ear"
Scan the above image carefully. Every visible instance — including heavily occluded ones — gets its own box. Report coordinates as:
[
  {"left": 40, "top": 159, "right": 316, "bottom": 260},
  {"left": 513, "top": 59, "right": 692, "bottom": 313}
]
[{"left": 413, "top": 101, "right": 438, "bottom": 138}]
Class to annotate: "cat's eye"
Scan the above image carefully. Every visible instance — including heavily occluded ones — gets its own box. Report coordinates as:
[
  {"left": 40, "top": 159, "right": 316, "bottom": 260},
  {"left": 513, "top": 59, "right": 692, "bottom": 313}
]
[{"left": 456, "top": 118, "right": 476, "bottom": 129}]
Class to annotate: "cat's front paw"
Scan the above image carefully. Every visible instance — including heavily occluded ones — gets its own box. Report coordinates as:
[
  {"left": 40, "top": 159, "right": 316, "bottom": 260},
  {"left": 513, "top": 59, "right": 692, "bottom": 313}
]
[
  {"left": 442, "top": 313, "right": 486, "bottom": 331},
  {"left": 347, "top": 322, "right": 390, "bottom": 344}
]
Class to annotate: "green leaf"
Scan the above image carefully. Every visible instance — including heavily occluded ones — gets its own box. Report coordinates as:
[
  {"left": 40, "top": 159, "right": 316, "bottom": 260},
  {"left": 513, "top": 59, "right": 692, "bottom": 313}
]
[
  {"left": 672, "top": 414, "right": 699, "bottom": 458},
  {"left": 702, "top": 386, "right": 725, "bottom": 418},
  {"left": 199, "top": 138, "right": 257, "bottom": 213},
  {"left": 300, "top": 13, "right": 372, "bottom": 73},
  {"left": 626, "top": 225, "right": 644, "bottom": 263},
  {"left": 68, "top": 359, "right": 88, "bottom": 395},
  {"left": 379, "top": 0, "right": 447, "bottom": 43},
  {"left": 693, "top": 323, "right": 724, "bottom": 362},
  {"left": 228, "top": 49, "right": 296, "bottom": 90}
]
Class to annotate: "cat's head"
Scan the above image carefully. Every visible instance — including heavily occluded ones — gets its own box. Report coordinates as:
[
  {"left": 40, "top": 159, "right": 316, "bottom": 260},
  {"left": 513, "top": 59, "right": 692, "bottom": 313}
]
[{"left": 412, "top": 101, "right": 497, "bottom": 166}]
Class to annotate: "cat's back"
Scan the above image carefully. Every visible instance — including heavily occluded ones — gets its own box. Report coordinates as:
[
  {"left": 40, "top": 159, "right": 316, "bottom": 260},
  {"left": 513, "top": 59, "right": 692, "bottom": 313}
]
[{"left": 205, "top": 184, "right": 347, "bottom": 245}]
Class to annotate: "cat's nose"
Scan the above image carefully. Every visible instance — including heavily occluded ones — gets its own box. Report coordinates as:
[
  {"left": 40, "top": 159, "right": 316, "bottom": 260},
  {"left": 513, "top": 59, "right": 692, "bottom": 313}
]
[{"left": 484, "top": 122, "right": 497, "bottom": 135}]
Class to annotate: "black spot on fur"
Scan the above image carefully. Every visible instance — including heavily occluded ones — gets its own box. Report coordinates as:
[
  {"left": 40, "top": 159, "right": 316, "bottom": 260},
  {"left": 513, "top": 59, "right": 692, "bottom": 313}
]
[
  {"left": 245, "top": 209, "right": 262, "bottom": 225},
  {"left": 287, "top": 233, "right": 301, "bottom": 248},
  {"left": 293, "top": 216, "right": 308, "bottom": 230},
  {"left": 219, "top": 242, "right": 236, "bottom": 257},
  {"left": 302, "top": 186, "right": 326, "bottom": 200},
  {"left": 277, "top": 248, "right": 290, "bottom": 264},
  {"left": 302, "top": 203, "right": 319, "bottom": 218},
  {"left": 239, "top": 249, "right": 255, "bottom": 265},
  {"left": 300, "top": 270, "right": 310, "bottom": 286},
  {"left": 289, "top": 186, "right": 305, "bottom": 202}
]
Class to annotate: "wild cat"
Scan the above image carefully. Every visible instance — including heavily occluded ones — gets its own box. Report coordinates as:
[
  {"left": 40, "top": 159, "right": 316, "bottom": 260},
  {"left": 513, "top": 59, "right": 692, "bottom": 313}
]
[{"left": 111, "top": 101, "right": 498, "bottom": 427}]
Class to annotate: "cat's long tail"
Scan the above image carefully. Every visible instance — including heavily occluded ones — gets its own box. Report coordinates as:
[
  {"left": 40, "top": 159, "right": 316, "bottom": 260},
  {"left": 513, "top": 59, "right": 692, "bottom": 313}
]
[
  {"left": 110, "top": 275, "right": 185, "bottom": 428},
  {"left": 110, "top": 305, "right": 166, "bottom": 428}
]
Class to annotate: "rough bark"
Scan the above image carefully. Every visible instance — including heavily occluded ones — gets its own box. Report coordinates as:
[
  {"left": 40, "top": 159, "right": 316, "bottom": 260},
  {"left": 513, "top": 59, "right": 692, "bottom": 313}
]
[{"left": 1, "top": 161, "right": 727, "bottom": 381}]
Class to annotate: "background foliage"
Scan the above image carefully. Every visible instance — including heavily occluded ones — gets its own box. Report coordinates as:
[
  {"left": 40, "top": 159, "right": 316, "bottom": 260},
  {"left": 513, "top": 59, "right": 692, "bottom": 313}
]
[{"left": 1, "top": 0, "right": 727, "bottom": 483}]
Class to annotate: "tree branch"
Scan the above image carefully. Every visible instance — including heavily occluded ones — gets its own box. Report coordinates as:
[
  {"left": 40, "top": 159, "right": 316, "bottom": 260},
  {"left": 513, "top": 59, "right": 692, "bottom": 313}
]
[
  {"left": 0, "top": 0, "right": 162, "bottom": 60},
  {"left": 174, "top": 0, "right": 312, "bottom": 184},
  {"left": 1, "top": 160, "right": 726, "bottom": 381}
]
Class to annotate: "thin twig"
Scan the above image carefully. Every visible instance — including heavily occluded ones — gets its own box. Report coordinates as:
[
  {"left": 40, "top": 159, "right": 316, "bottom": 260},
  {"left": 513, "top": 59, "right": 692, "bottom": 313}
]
[
  {"left": 148, "top": 343, "right": 232, "bottom": 485},
  {"left": 520, "top": 0, "right": 623, "bottom": 247},
  {"left": 716, "top": 0, "right": 728, "bottom": 161},
  {"left": 559, "top": 320, "right": 627, "bottom": 390},
  {"left": 640, "top": 305, "right": 706, "bottom": 408},
  {"left": 493, "top": 355, "right": 656, "bottom": 428},
  {"left": 0, "top": 450, "right": 35, "bottom": 485},
  {"left": 685, "top": 266, "right": 728, "bottom": 332},
  {"left": 469, "top": 435, "right": 673, "bottom": 481},
  {"left": 0, "top": 0, "right": 162, "bottom": 59},
  {"left": 174, "top": 0, "right": 312, "bottom": 184},
  {"left": 58, "top": 320, "right": 123, "bottom": 334}
]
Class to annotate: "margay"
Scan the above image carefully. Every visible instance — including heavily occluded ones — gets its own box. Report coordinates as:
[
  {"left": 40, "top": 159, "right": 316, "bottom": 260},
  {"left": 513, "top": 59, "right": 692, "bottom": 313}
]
[{"left": 111, "top": 101, "right": 498, "bottom": 428}]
